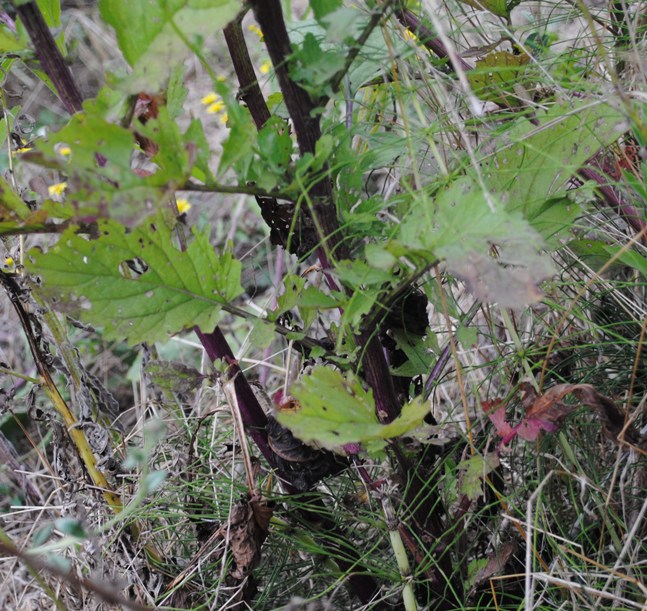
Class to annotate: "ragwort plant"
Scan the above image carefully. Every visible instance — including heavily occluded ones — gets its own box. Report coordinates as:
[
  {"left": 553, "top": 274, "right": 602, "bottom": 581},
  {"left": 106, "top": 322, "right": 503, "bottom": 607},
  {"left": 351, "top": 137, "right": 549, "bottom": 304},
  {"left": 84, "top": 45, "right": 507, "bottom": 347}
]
[{"left": 0, "top": 0, "right": 645, "bottom": 609}]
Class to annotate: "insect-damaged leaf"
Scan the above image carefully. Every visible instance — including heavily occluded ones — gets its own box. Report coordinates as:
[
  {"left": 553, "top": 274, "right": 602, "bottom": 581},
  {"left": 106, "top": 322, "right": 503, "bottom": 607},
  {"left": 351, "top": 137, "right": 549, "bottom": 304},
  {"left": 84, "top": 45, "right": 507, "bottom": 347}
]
[
  {"left": 278, "top": 367, "right": 429, "bottom": 454},
  {"left": 26, "top": 213, "right": 243, "bottom": 345},
  {"left": 430, "top": 177, "right": 554, "bottom": 309},
  {"left": 99, "top": 0, "right": 240, "bottom": 94},
  {"left": 468, "top": 51, "right": 530, "bottom": 105}
]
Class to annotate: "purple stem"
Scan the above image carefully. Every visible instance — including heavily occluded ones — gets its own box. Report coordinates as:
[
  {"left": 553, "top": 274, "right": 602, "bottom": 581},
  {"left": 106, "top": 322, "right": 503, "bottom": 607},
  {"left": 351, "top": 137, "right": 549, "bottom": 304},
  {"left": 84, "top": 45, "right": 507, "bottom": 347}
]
[
  {"left": 14, "top": 2, "right": 83, "bottom": 114},
  {"left": 578, "top": 166, "right": 647, "bottom": 235},
  {"left": 395, "top": 7, "right": 473, "bottom": 73},
  {"left": 194, "top": 326, "right": 276, "bottom": 468}
]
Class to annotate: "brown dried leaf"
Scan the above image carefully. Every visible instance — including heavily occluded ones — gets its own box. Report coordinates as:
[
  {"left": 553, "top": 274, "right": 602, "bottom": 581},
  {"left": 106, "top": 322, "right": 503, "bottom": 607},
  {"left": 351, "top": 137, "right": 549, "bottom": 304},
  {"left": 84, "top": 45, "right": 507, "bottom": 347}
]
[{"left": 228, "top": 491, "right": 272, "bottom": 580}]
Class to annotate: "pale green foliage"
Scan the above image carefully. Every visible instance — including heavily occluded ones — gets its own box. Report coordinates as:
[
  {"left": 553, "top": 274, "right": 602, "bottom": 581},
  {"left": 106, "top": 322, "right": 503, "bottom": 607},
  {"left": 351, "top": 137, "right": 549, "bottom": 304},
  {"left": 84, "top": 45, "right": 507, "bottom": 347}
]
[
  {"left": 26, "top": 213, "right": 243, "bottom": 345},
  {"left": 99, "top": 0, "right": 240, "bottom": 93},
  {"left": 279, "top": 367, "right": 430, "bottom": 454},
  {"left": 479, "top": 101, "right": 628, "bottom": 217}
]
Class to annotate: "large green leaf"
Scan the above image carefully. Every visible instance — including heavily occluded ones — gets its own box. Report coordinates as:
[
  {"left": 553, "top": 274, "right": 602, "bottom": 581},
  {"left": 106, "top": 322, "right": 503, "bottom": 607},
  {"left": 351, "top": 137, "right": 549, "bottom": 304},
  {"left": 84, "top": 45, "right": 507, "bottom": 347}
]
[
  {"left": 279, "top": 367, "right": 429, "bottom": 454},
  {"left": 426, "top": 177, "right": 555, "bottom": 308},
  {"left": 478, "top": 100, "right": 627, "bottom": 216},
  {"left": 99, "top": 0, "right": 240, "bottom": 93},
  {"left": 26, "top": 214, "right": 243, "bottom": 345}
]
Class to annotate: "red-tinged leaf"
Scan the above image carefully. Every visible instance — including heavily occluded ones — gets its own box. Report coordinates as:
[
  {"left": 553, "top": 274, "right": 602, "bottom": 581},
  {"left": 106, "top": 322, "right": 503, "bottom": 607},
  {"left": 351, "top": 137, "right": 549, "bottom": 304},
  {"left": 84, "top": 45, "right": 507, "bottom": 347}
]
[{"left": 483, "top": 400, "right": 516, "bottom": 444}]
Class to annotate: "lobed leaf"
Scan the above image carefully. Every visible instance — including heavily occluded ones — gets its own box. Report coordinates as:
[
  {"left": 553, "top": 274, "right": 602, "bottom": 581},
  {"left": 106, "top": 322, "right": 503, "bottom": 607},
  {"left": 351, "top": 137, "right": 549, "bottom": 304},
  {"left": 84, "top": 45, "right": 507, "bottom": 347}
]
[
  {"left": 279, "top": 367, "right": 429, "bottom": 454},
  {"left": 429, "top": 177, "right": 555, "bottom": 309},
  {"left": 26, "top": 213, "right": 243, "bottom": 345}
]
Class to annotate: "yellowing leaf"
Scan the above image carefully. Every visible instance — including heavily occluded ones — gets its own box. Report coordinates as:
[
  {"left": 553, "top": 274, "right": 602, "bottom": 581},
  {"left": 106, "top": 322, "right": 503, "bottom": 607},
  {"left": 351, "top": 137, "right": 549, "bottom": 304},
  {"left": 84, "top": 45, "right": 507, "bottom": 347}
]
[
  {"left": 468, "top": 51, "right": 529, "bottom": 105},
  {"left": 278, "top": 367, "right": 429, "bottom": 454}
]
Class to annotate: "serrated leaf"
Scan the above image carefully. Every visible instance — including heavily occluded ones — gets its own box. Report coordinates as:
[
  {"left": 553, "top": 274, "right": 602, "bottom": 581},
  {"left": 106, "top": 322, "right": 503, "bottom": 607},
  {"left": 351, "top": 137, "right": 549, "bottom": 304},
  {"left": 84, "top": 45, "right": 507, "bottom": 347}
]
[
  {"left": 26, "top": 214, "right": 243, "bottom": 345},
  {"left": 0, "top": 177, "right": 32, "bottom": 221},
  {"left": 30, "top": 112, "right": 166, "bottom": 224},
  {"left": 136, "top": 106, "right": 190, "bottom": 181},
  {"left": 99, "top": 0, "right": 239, "bottom": 93},
  {"left": 478, "top": 101, "right": 628, "bottom": 216},
  {"left": 257, "top": 116, "right": 293, "bottom": 175},
  {"left": 279, "top": 367, "right": 429, "bottom": 453},
  {"left": 429, "top": 177, "right": 554, "bottom": 308},
  {"left": 290, "top": 33, "right": 345, "bottom": 96},
  {"left": 457, "top": 454, "right": 499, "bottom": 501}
]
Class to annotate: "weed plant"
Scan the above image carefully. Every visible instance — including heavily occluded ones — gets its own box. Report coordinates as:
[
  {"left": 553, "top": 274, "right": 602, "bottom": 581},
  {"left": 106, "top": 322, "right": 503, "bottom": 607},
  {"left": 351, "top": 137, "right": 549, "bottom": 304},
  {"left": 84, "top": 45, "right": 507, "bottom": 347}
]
[{"left": 0, "top": 0, "right": 645, "bottom": 610}]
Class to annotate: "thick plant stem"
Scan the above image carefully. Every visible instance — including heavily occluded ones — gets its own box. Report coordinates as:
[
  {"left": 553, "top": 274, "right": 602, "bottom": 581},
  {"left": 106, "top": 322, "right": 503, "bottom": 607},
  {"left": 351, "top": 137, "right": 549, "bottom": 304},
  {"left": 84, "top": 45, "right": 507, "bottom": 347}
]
[
  {"left": 223, "top": 18, "right": 271, "bottom": 130},
  {"left": 13, "top": 1, "right": 83, "bottom": 114},
  {"left": 194, "top": 326, "right": 275, "bottom": 469},
  {"left": 251, "top": 0, "right": 401, "bottom": 422}
]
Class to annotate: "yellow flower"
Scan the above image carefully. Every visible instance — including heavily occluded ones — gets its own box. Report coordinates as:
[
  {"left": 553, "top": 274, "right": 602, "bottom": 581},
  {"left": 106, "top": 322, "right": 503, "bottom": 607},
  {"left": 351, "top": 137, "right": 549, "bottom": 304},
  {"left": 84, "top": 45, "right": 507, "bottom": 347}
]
[
  {"left": 206, "top": 100, "right": 225, "bottom": 114},
  {"left": 200, "top": 92, "right": 219, "bottom": 105},
  {"left": 248, "top": 24, "right": 264, "bottom": 40},
  {"left": 219, "top": 113, "right": 228, "bottom": 126},
  {"left": 259, "top": 60, "right": 272, "bottom": 75},
  {"left": 12, "top": 147, "right": 32, "bottom": 156},
  {"left": 176, "top": 198, "right": 192, "bottom": 214},
  {"left": 3, "top": 257, "right": 15, "bottom": 271},
  {"left": 58, "top": 145, "right": 71, "bottom": 156},
  {"left": 48, "top": 182, "right": 67, "bottom": 197},
  {"left": 404, "top": 29, "right": 418, "bottom": 42}
]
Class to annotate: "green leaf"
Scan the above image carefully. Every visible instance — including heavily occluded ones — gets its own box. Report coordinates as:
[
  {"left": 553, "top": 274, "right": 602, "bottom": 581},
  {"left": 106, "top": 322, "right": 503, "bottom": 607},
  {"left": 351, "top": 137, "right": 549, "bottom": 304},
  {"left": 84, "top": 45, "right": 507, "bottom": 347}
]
[
  {"left": 136, "top": 106, "right": 191, "bottom": 182},
  {"left": 311, "top": 0, "right": 343, "bottom": 21},
  {"left": 26, "top": 213, "right": 243, "bottom": 345},
  {"left": 166, "top": 63, "right": 188, "bottom": 119},
  {"left": 458, "top": 0, "right": 508, "bottom": 17},
  {"left": 146, "top": 360, "right": 206, "bottom": 393},
  {"left": 568, "top": 239, "right": 647, "bottom": 276},
  {"left": 428, "top": 177, "right": 554, "bottom": 308},
  {"left": 0, "top": 177, "right": 32, "bottom": 221},
  {"left": 257, "top": 116, "right": 293, "bottom": 176},
  {"left": 456, "top": 325, "right": 478, "bottom": 347},
  {"left": 468, "top": 51, "right": 529, "bottom": 105},
  {"left": 30, "top": 112, "right": 166, "bottom": 224},
  {"left": 250, "top": 319, "right": 275, "bottom": 350},
  {"left": 217, "top": 84, "right": 257, "bottom": 178},
  {"left": 0, "top": 24, "right": 28, "bottom": 52},
  {"left": 55, "top": 517, "right": 87, "bottom": 539},
  {"left": 458, "top": 454, "right": 499, "bottom": 501},
  {"left": 279, "top": 367, "right": 429, "bottom": 453},
  {"left": 99, "top": 0, "right": 240, "bottom": 93},
  {"left": 184, "top": 118, "right": 214, "bottom": 183},
  {"left": 290, "top": 33, "right": 345, "bottom": 97},
  {"left": 478, "top": 101, "right": 628, "bottom": 217},
  {"left": 36, "top": 0, "right": 61, "bottom": 27}
]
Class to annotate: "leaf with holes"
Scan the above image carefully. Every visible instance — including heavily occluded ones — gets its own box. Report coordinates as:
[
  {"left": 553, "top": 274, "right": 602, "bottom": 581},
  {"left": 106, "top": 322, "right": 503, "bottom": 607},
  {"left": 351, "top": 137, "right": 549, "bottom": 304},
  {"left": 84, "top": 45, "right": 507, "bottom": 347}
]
[
  {"left": 26, "top": 213, "right": 243, "bottom": 345},
  {"left": 468, "top": 51, "right": 530, "bottom": 105},
  {"left": 99, "top": 0, "right": 240, "bottom": 93},
  {"left": 429, "top": 177, "right": 554, "bottom": 308},
  {"left": 279, "top": 367, "right": 429, "bottom": 454}
]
